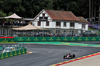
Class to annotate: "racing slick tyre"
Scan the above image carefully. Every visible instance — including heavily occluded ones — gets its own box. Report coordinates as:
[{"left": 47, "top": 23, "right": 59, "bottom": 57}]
[
  {"left": 63, "top": 55, "right": 66, "bottom": 59},
  {"left": 73, "top": 54, "right": 75, "bottom": 58}
]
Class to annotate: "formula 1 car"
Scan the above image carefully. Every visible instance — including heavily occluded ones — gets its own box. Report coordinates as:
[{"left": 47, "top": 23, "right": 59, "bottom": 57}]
[{"left": 63, "top": 53, "right": 75, "bottom": 59}]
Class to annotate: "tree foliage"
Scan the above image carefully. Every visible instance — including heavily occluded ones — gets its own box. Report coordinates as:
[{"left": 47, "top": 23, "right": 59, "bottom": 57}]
[
  {"left": 0, "top": 10, "right": 6, "bottom": 17},
  {"left": 0, "top": 0, "right": 99, "bottom": 20}
]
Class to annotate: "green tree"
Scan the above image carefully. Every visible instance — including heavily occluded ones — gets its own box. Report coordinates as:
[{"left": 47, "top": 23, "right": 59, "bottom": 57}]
[
  {"left": 0, "top": 10, "right": 6, "bottom": 17},
  {"left": 0, "top": 0, "right": 99, "bottom": 20},
  {"left": 77, "top": 0, "right": 89, "bottom": 18},
  {"left": 67, "top": 2, "right": 80, "bottom": 16}
]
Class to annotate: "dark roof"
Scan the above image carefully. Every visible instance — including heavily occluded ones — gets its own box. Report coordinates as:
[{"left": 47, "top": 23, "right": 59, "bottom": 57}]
[
  {"left": 77, "top": 17, "right": 89, "bottom": 23},
  {"left": 44, "top": 10, "right": 79, "bottom": 21}
]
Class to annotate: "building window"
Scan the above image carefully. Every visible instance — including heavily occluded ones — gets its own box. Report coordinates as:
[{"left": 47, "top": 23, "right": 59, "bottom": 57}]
[
  {"left": 43, "top": 13, "right": 45, "bottom": 17},
  {"left": 63, "top": 22, "right": 66, "bottom": 27},
  {"left": 46, "top": 21, "right": 49, "bottom": 26},
  {"left": 70, "top": 22, "right": 74, "bottom": 27},
  {"left": 38, "top": 21, "right": 41, "bottom": 26},
  {"left": 39, "top": 17, "right": 43, "bottom": 20},
  {"left": 44, "top": 17, "right": 48, "bottom": 20},
  {"left": 39, "top": 17, "right": 48, "bottom": 21},
  {"left": 82, "top": 24, "right": 85, "bottom": 29},
  {"left": 56, "top": 22, "right": 61, "bottom": 26}
]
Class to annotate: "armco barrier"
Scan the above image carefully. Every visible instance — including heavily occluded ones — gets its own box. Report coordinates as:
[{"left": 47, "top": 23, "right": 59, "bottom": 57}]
[
  {"left": 13, "top": 37, "right": 100, "bottom": 42},
  {"left": 0, "top": 37, "right": 100, "bottom": 42},
  {"left": 0, "top": 48, "right": 27, "bottom": 59}
]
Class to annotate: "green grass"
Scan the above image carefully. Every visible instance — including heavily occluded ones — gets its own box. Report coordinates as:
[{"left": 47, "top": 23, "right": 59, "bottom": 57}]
[
  {"left": 0, "top": 42, "right": 16, "bottom": 44},
  {"left": 0, "top": 41, "right": 100, "bottom": 47},
  {"left": 88, "top": 28, "right": 94, "bottom": 30},
  {"left": 88, "top": 28, "right": 100, "bottom": 34},
  {"left": 17, "top": 42, "right": 100, "bottom": 47}
]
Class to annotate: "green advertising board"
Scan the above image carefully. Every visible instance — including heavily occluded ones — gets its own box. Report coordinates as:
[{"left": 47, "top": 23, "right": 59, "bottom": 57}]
[
  {"left": 0, "top": 37, "right": 100, "bottom": 42},
  {"left": 13, "top": 37, "right": 100, "bottom": 42}
]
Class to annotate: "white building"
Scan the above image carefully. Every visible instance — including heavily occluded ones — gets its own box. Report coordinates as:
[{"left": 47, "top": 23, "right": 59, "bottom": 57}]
[{"left": 32, "top": 9, "right": 89, "bottom": 35}]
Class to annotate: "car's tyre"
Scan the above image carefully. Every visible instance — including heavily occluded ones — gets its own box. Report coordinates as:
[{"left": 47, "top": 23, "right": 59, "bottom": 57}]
[
  {"left": 63, "top": 55, "right": 67, "bottom": 59},
  {"left": 73, "top": 54, "right": 75, "bottom": 58},
  {"left": 63, "top": 56, "right": 65, "bottom": 59}
]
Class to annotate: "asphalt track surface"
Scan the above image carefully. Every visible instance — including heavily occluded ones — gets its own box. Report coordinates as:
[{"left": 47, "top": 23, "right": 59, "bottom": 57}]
[{"left": 0, "top": 43, "right": 100, "bottom": 66}]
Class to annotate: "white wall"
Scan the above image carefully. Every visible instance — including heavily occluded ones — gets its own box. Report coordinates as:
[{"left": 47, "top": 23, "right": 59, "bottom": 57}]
[
  {"left": 32, "top": 21, "right": 37, "bottom": 26},
  {"left": 60, "top": 22, "right": 70, "bottom": 29},
  {"left": 75, "top": 23, "right": 82, "bottom": 29},
  {"left": 61, "top": 22, "right": 63, "bottom": 28},
  {"left": 32, "top": 21, "right": 88, "bottom": 30},
  {"left": 85, "top": 24, "right": 88, "bottom": 30},
  {"left": 41, "top": 21, "right": 56, "bottom": 28},
  {"left": 67, "top": 22, "right": 70, "bottom": 29},
  {"left": 50, "top": 21, "right": 56, "bottom": 28},
  {"left": 81, "top": 23, "right": 88, "bottom": 30},
  {"left": 75, "top": 23, "right": 78, "bottom": 29}
]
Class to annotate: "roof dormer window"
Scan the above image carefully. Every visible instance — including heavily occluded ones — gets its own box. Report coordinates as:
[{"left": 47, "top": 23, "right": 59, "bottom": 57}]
[{"left": 43, "top": 13, "right": 45, "bottom": 17}]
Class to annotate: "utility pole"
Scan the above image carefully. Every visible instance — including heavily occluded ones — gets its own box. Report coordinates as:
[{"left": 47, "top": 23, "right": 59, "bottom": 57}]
[
  {"left": 94, "top": 0, "right": 96, "bottom": 23},
  {"left": 98, "top": 6, "right": 100, "bottom": 24},
  {"left": 67, "top": 4, "right": 69, "bottom": 11},
  {"left": 89, "top": 0, "right": 92, "bottom": 22}
]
